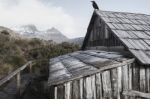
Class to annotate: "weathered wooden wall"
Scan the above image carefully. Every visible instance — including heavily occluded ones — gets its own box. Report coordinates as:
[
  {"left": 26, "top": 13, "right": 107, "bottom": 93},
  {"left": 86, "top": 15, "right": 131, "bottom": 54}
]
[
  {"left": 50, "top": 62, "right": 150, "bottom": 99},
  {"left": 85, "top": 16, "right": 123, "bottom": 49}
]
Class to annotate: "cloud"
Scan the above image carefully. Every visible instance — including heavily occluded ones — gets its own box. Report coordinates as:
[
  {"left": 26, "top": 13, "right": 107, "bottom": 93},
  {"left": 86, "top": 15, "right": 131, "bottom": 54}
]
[{"left": 0, "top": 0, "right": 83, "bottom": 38}]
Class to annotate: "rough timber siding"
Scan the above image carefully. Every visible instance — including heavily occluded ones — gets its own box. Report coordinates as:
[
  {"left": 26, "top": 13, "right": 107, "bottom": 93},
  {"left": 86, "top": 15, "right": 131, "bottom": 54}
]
[
  {"left": 49, "top": 62, "right": 150, "bottom": 99},
  {"left": 85, "top": 15, "right": 123, "bottom": 49}
]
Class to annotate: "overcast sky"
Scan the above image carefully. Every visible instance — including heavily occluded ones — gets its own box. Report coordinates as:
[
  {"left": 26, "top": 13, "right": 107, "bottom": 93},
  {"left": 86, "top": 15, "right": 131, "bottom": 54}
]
[{"left": 0, "top": 0, "right": 150, "bottom": 38}]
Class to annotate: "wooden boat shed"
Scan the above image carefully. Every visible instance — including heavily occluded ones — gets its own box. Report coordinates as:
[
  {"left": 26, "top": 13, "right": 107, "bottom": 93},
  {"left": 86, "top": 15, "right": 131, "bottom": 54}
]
[{"left": 48, "top": 10, "right": 150, "bottom": 99}]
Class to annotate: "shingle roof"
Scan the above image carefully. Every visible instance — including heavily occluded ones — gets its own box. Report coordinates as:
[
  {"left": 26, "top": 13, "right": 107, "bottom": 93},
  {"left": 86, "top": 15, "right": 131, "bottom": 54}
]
[
  {"left": 96, "top": 10, "right": 150, "bottom": 65},
  {"left": 48, "top": 50, "right": 130, "bottom": 86}
]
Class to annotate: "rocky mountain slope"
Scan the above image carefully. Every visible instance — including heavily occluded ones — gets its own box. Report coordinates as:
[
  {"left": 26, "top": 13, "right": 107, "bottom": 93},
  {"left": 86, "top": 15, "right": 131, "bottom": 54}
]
[
  {"left": 14, "top": 25, "right": 69, "bottom": 43},
  {"left": 0, "top": 25, "right": 84, "bottom": 46},
  {"left": 0, "top": 26, "right": 21, "bottom": 39}
]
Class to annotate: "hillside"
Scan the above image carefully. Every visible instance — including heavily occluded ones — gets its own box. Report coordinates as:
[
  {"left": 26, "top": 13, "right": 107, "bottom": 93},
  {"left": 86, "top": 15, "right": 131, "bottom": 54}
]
[
  {"left": 0, "top": 26, "right": 79, "bottom": 79},
  {"left": 69, "top": 37, "right": 84, "bottom": 46},
  {"left": 14, "top": 25, "right": 69, "bottom": 43},
  {"left": 13, "top": 25, "right": 84, "bottom": 45},
  {"left": 0, "top": 26, "right": 21, "bottom": 39}
]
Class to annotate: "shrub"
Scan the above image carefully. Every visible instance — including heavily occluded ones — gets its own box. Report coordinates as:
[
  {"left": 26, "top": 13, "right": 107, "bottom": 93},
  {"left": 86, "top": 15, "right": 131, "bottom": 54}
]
[
  {"left": 0, "top": 35, "right": 80, "bottom": 76},
  {"left": 1, "top": 30, "right": 10, "bottom": 35},
  {"left": 4, "top": 55, "right": 27, "bottom": 68},
  {"left": 0, "top": 64, "right": 13, "bottom": 76}
]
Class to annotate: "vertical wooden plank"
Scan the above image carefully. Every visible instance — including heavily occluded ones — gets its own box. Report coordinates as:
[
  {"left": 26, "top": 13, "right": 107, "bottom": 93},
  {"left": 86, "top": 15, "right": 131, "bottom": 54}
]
[
  {"left": 102, "top": 70, "right": 112, "bottom": 98},
  {"left": 55, "top": 87, "right": 57, "bottom": 99},
  {"left": 91, "top": 75, "right": 96, "bottom": 99},
  {"left": 57, "top": 84, "right": 64, "bottom": 99},
  {"left": 83, "top": 77, "right": 87, "bottom": 99},
  {"left": 117, "top": 67, "right": 122, "bottom": 99},
  {"left": 16, "top": 72, "right": 21, "bottom": 95},
  {"left": 64, "top": 82, "right": 72, "bottom": 99},
  {"left": 132, "top": 63, "right": 140, "bottom": 99},
  {"left": 140, "top": 66, "right": 146, "bottom": 92},
  {"left": 96, "top": 73, "right": 103, "bottom": 99},
  {"left": 72, "top": 80, "right": 80, "bottom": 99},
  {"left": 122, "top": 65, "right": 129, "bottom": 90},
  {"left": 29, "top": 62, "right": 32, "bottom": 74},
  {"left": 49, "top": 85, "right": 55, "bottom": 99},
  {"left": 83, "top": 76, "right": 93, "bottom": 99},
  {"left": 80, "top": 78, "right": 83, "bottom": 99},
  {"left": 132, "top": 63, "right": 140, "bottom": 91},
  {"left": 128, "top": 64, "right": 133, "bottom": 99},
  {"left": 110, "top": 68, "right": 118, "bottom": 98},
  {"left": 122, "top": 65, "right": 129, "bottom": 99},
  {"left": 128, "top": 64, "right": 132, "bottom": 90},
  {"left": 149, "top": 67, "right": 150, "bottom": 93},
  {"left": 146, "top": 67, "right": 150, "bottom": 93}
]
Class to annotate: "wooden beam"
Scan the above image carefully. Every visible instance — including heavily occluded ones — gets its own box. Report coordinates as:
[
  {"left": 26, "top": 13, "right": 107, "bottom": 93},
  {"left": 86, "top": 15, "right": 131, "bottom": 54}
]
[
  {"left": 123, "top": 90, "right": 150, "bottom": 98},
  {"left": 0, "top": 61, "right": 32, "bottom": 86},
  {"left": 16, "top": 72, "right": 21, "bottom": 95},
  {"left": 49, "top": 86, "right": 55, "bottom": 99},
  {"left": 29, "top": 62, "right": 32, "bottom": 74}
]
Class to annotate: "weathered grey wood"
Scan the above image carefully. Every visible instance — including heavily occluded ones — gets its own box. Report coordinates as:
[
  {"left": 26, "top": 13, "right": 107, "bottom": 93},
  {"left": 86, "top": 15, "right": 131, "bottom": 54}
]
[
  {"left": 57, "top": 85, "right": 64, "bottom": 99},
  {"left": 95, "top": 73, "right": 102, "bottom": 99},
  {"left": 132, "top": 64, "right": 140, "bottom": 91},
  {"left": 82, "top": 11, "right": 122, "bottom": 50},
  {"left": 81, "top": 11, "right": 97, "bottom": 50},
  {"left": 64, "top": 82, "right": 72, "bottom": 99},
  {"left": 83, "top": 77, "right": 87, "bottom": 99},
  {"left": 51, "top": 62, "right": 150, "bottom": 99},
  {"left": 130, "top": 49, "right": 150, "bottom": 64},
  {"left": 86, "top": 46, "right": 125, "bottom": 52},
  {"left": 146, "top": 67, "right": 150, "bottom": 93},
  {"left": 49, "top": 59, "right": 134, "bottom": 86},
  {"left": 82, "top": 10, "right": 150, "bottom": 65},
  {"left": 128, "top": 64, "right": 133, "bottom": 99},
  {"left": 123, "top": 90, "right": 150, "bottom": 98},
  {"left": 84, "top": 76, "right": 93, "bottom": 99},
  {"left": 72, "top": 80, "right": 80, "bottom": 99},
  {"left": 122, "top": 65, "right": 129, "bottom": 99},
  {"left": 91, "top": 75, "right": 96, "bottom": 99},
  {"left": 128, "top": 64, "right": 132, "bottom": 90},
  {"left": 79, "top": 78, "right": 83, "bottom": 99},
  {"left": 49, "top": 86, "right": 55, "bottom": 99},
  {"left": 102, "top": 70, "right": 112, "bottom": 98},
  {"left": 49, "top": 50, "right": 150, "bottom": 99},
  {"left": 139, "top": 66, "right": 146, "bottom": 92},
  {"left": 0, "top": 61, "right": 32, "bottom": 86},
  {"left": 54, "top": 87, "right": 57, "bottom": 99},
  {"left": 117, "top": 67, "right": 122, "bottom": 99},
  {"left": 110, "top": 68, "right": 118, "bottom": 98}
]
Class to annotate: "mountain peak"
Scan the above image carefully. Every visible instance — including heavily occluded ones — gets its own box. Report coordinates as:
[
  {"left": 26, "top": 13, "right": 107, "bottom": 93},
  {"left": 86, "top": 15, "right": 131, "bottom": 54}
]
[
  {"left": 46, "top": 27, "right": 60, "bottom": 34},
  {"left": 45, "top": 27, "right": 68, "bottom": 43},
  {"left": 20, "top": 24, "right": 38, "bottom": 34},
  {"left": 51, "top": 27, "right": 57, "bottom": 31},
  {"left": 14, "top": 25, "right": 69, "bottom": 43}
]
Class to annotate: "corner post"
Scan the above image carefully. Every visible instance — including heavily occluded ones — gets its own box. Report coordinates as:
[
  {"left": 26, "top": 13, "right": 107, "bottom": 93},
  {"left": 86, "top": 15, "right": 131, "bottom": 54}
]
[
  {"left": 29, "top": 62, "right": 32, "bottom": 74},
  {"left": 16, "top": 72, "right": 21, "bottom": 95}
]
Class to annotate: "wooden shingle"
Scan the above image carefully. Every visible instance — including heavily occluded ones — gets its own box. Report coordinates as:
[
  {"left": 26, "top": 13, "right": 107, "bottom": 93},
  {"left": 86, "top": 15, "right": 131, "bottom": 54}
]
[
  {"left": 48, "top": 50, "right": 129, "bottom": 86},
  {"left": 96, "top": 10, "right": 150, "bottom": 65}
]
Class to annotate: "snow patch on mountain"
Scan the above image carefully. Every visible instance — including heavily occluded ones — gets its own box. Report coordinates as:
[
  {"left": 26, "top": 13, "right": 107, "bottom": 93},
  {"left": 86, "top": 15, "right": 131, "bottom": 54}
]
[{"left": 13, "top": 25, "right": 69, "bottom": 43}]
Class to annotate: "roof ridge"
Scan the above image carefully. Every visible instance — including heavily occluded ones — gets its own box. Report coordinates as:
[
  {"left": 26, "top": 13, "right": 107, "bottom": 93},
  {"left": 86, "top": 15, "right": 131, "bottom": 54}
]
[{"left": 97, "top": 10, "right": 150, "bottom": 16}]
